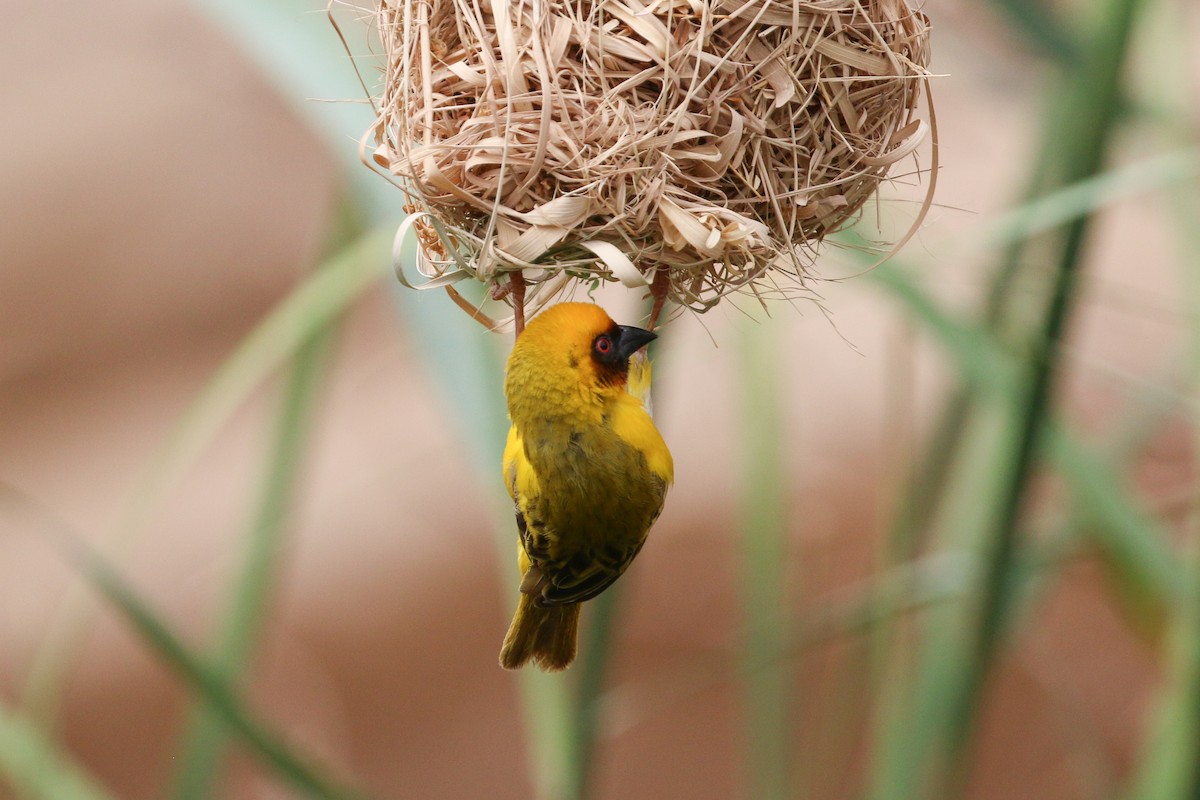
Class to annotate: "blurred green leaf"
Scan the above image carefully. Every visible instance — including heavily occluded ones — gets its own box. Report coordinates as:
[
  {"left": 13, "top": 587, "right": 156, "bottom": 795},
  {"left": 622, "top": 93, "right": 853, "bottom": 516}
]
[
  {"left": 1125, "top": 11, "right": 1200, "bottom": 794},
  {"left": 736, "top": 313, "right": 793, "bottom": 800},
  {"left": 0, "top": 485, "right": 370, "bottom": 800},
  {"left": 1048, "top": 432, "right": 1187, "bottom": 606},
  {"left": 872, "top": 260, "right": 1186, "bottom": 609},
  {"left": 943, "top": 0, "right": 1148, "bottom": 785},
  {"left": 867, "top": 251, "right": 1183, "bottom": 797},
  {"left": 982, "top": 0, "right": 1079, "bottom": 64},
  {"left": 170, "top": 271, "right": 340, "bottom": 798},
  {"left": 1125, "top": 597, "right": 1200, "bottom": 800},
  {"left": 21, "top": 224, "right": 393, "bottom": 728},
  {"left": 69, "top": 533, "right": 371, "bottom": 800},
  {"left": 189, "top": 0, "right": 402, "bottom": 219},
  {"left": 980, "top": 148, "right": 1200, "bottom": 250},
  {"left": 0, "top": 704, "right": 115, "bottom": 800}
]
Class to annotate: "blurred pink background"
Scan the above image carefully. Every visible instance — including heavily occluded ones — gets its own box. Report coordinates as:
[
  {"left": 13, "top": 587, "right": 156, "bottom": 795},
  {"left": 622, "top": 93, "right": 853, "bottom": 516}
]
[{"left": 0, "top": 1, "right": 1192, "bottom": 798}]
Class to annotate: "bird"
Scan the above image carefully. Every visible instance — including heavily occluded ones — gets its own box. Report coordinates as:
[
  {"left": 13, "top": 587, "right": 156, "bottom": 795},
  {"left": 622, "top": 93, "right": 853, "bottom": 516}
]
[{"left": 499, "top": 302, "right": 673, "bottom": 671}]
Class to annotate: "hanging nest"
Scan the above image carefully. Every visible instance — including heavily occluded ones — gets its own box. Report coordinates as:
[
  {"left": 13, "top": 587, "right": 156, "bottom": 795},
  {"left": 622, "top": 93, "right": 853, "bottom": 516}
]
[{"left": 366, "top": 0, "right": 934, "bottom": 326}]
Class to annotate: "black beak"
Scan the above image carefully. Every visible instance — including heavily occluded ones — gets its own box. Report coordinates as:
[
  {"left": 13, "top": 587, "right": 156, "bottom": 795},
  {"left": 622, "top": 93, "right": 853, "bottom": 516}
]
[{"left": 616, "top": 325, "right": 657, "bottom": 359}]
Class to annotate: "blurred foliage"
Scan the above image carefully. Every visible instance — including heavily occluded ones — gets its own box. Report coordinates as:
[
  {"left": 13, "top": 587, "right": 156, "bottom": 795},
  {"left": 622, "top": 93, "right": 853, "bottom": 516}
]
[{"left": 3, "top": 0, "right": 1200, "bottom": 798}]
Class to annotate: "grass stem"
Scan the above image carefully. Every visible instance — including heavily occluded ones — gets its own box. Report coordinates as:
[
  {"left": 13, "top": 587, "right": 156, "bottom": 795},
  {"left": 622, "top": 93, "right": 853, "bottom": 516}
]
[{"left": 736, "top": 315, "right": 792, "bottom": 800}]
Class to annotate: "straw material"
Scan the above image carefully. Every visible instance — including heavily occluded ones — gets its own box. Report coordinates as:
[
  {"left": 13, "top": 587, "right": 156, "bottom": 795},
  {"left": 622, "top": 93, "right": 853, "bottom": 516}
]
[{"left": 368, "top": 0, "right": 933, "bottom": 322}]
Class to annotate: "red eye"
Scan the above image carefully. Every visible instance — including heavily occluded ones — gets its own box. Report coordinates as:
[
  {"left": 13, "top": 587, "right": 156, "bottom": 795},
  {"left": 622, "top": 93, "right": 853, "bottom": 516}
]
[{"left": 594, "top": 335, "right": 613, "bottom": 354}]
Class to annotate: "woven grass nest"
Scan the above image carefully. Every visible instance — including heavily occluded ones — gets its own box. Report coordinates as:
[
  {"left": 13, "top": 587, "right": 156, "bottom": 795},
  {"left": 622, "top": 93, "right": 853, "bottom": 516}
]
[{"left": 367, "top": 0, "right": 934, "bottom": 328}]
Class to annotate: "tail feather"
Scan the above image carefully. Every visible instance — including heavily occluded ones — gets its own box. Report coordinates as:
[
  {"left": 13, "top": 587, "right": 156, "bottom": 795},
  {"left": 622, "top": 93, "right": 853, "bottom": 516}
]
[{"left": 499, "top": 593, "right": 580, "bottom": 672}]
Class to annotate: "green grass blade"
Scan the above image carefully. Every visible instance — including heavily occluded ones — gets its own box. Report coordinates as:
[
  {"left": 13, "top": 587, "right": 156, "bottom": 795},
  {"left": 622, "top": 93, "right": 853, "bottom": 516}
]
[
  {"left": 1125, "top": 17, "right": 1200, "bottom": 794},
  {"left": 20, "top": 222, "right": 390, "bottom": 729},
  {"left": 863, "top": 256, "right": 1020, "bottom": 800},
  {"left": 862, "top": 0, "right": 1149, "bottom": 791},
  {"left": 169, "top": 293, "right": 339, "bottom": 798},
  {"left": 514, "top": 669, "right": 574, "bottom": 800},
  {"left": 76, "top": 544, "right": 371, "bottom": 800},
  {"left": 1046, "top": 430, "right": 1187, "bottom": 605},
  {"left": 856, "top": 134, "right": 1197, "bottom": 765},
  {"left": 867, "top": 264, "right": 1013, "bottom": 393},
  {"left": 980, "top": 148, "right": 1199, "bottom": 250},
  {"left": 592, "top": 554, "right": 981, "bottom": 760},
  {"left": 872, "top": 260, "right": 1187, "bottom": 613},
  {"left": 107, "top": 222, "right": 388, "bottom": 543},
  {"left": 982, "top": 0, "right": 1079, "bottom": 64},
  {"left": 866, "top": 249, "right": 1185, "bottom": 797},
  {"left": 871, "top": 398, "right": 1024, "bottom": 800},
  {"left": 0, "top": 486, "right": 371, "bottom": 800},
  {"left": 859, "top": 137, "right": 1199, "bottom": 614},
  {"left": 736, "top": 315, "right": 793, "bottom": 800},
  {"left": 942, "top": 0, "right": 1147, "bottom": 784},
  {"left": 1124, "top": 579, "right": 1200, "bottom": 800},
  {"left": 563, "top": 589, "right": 621, "bottom": 800},
  {"left": 187, "top": 0, "right": 403, "bottom": 219},
  {"left": 0, "top": 703, "right": 116, "bottom": 800},
  {"left": 856, "top": 142, "right": 1198, "bottom": 587},
  {"left": 844, "top": 145, "right": 1196, "bottom": 683}
]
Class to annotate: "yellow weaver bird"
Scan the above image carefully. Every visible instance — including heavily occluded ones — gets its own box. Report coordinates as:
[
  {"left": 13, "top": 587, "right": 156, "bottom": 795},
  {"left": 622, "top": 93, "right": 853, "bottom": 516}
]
[{"left": 499, "top": 302, "right": 673, "bottom": 671}]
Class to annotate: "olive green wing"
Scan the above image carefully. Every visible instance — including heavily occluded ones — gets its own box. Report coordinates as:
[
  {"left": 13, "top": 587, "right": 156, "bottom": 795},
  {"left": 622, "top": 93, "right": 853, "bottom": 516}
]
[{"left": 536, "top": 473, "right": 668, "bottom": 607}]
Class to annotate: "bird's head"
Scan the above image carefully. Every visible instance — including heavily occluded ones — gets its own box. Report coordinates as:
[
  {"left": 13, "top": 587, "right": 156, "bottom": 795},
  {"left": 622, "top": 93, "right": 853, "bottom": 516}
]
[{"left": 505, "top": 302, "right": 657, "bottom": 418}]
